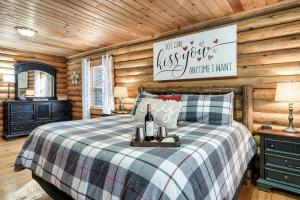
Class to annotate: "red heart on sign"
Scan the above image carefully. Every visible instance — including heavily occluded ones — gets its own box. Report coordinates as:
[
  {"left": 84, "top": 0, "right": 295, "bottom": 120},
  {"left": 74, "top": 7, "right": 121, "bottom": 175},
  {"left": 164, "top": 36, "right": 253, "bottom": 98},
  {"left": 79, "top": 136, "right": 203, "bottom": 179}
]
[
  {"left": 183, "top": 46, "right": 188, "bottom": 51},
  {"left": 197, "top": 57, "right": 201, "bottom": 61},
  {"left": 213, "top": 39, "right": 218, "bottom": 44},
  {"left": 208, "top": 55, "right": 213, "bottom": 60}
]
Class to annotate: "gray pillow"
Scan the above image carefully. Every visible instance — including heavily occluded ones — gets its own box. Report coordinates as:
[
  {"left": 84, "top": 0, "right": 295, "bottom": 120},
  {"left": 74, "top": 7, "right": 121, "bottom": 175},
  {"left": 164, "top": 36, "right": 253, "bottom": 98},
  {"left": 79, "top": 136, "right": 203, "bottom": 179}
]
[{"left": 178, "top": 92, "right": 234, "bottom": 125}]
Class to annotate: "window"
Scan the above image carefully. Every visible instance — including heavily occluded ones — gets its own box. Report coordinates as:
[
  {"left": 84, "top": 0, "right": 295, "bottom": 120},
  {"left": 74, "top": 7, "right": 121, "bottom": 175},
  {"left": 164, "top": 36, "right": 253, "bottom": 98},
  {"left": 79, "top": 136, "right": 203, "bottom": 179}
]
[
  {"left": 91, "top": 66, "right": 103, "bottom": 107},
  {"left": 36, "top": 71, "right": 54, "bottom": 97}
]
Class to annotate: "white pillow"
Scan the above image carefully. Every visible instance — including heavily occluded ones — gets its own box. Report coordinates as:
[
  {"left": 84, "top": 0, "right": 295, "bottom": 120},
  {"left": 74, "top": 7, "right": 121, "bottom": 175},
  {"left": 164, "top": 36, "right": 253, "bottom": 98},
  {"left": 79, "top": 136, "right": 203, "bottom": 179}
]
[{"left": 134, "top": 98, "right": 182, "bottom": 128}]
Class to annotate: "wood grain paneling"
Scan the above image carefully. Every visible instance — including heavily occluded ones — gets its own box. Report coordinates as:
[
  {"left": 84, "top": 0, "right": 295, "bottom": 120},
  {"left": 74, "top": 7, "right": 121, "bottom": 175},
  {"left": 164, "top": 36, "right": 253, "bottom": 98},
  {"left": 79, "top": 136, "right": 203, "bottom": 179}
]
[
  {"left": 67, "top": 58, "right": 102, "bottom": 119},
  {"left": 0, "top": 48, "right": 67, "bottom": 136},
  {"left": 0, "top": 0, "right": 286, "bottom": 56},
  {"left": 67, "top": 2, "right": 300, "bottom": 130}
]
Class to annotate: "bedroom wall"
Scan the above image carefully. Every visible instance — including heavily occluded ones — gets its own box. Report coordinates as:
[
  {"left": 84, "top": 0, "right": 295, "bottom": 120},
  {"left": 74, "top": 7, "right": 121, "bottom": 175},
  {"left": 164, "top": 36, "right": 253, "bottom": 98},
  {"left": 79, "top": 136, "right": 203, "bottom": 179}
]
[
  {"left": 66, "top": 59, "right": 102, "bottom": 119},
  {"left": 66, "top": 3, "right": 300, "bottom": 132},
  {"left": 0, "top": 48, "right": 67, "bottom": 136}
]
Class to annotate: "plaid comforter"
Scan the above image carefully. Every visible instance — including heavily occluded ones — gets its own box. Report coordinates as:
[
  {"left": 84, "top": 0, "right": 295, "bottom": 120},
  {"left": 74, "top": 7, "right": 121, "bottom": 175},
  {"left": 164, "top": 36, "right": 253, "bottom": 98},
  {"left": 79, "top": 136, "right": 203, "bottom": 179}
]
[{"left": 15, "top": 115, "right": 256, "bottom": 200}]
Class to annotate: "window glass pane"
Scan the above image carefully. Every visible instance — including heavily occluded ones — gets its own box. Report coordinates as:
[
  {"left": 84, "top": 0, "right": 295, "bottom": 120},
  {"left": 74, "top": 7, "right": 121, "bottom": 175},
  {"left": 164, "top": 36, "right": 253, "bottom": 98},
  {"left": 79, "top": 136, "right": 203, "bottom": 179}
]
[
  {"left": 91, "top": 66, "right": 103, "bottom": 106},
  {"left": 93, "top": 88, "right": 102, "bottom": 106},
  {"left": 93, "top": 67, "right": 103, "bottom": 88}
]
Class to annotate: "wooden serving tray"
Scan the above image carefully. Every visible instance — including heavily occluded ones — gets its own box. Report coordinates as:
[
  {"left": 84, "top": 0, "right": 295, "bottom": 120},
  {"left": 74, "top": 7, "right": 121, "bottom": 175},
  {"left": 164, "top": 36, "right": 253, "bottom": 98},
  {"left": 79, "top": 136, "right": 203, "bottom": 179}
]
[{"left": 130, "top": 138, "right": 180, "bottom": 147}]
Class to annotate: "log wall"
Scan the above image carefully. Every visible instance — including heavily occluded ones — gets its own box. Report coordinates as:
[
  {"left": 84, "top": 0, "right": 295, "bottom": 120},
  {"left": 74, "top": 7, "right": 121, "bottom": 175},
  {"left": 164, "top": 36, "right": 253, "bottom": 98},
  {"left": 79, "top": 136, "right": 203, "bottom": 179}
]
[
  {"left": 67, "top": 59, "right": 101, "bottom": 119},
  {"left": 0, "top": 48, "right": 67, "bottom": 136},
  {"left": 67, "top": 5, "right": 300, "bottom": 132}
]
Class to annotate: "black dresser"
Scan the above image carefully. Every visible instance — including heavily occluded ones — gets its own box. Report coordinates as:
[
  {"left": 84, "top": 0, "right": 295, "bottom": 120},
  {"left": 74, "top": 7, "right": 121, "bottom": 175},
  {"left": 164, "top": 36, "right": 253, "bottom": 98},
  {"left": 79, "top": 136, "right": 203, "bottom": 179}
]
[
  {"left": 256, "top": 128, "right": 300, "bottom": 194},
  {"left": 3, "top": 100, "right": 72, "bottom": 140}
]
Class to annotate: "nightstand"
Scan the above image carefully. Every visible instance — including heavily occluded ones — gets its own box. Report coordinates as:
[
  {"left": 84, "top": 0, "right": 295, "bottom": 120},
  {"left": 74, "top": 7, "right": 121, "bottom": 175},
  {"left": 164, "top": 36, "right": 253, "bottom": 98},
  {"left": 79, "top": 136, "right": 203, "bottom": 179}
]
[{"left": 256, "top": 128, "right": 300, "bottom": 194}]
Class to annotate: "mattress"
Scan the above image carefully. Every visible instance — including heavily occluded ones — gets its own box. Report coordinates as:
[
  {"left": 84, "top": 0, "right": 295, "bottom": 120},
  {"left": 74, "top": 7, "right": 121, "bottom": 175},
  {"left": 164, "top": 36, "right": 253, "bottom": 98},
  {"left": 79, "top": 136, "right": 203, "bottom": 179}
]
[{"left": 15, "top": 115, "right": 256, "bottom": 200}]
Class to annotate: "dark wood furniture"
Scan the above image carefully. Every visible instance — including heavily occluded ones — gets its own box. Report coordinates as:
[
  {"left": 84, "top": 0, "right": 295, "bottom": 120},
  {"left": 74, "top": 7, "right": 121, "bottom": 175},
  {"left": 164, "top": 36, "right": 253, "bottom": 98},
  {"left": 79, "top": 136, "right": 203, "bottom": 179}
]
[
  {"left": 256, "top": 128, "right": 300, "bottom": 194},
  {"left": 3, "top": 100, "right": 71, "bottom": 140},
  {"left": 130, "top": 139, "right": 180, "bottom": 147},
  {"left": 2, "top": 61, "right": 72, "bottom": 140}
]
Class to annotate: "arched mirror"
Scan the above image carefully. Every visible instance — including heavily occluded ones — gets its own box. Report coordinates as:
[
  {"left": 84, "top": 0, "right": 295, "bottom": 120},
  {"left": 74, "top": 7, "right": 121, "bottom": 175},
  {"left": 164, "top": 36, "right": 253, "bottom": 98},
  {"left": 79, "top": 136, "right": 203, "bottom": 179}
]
[{"left": 14, "top": 62, "right": 56, "bottom": 100}]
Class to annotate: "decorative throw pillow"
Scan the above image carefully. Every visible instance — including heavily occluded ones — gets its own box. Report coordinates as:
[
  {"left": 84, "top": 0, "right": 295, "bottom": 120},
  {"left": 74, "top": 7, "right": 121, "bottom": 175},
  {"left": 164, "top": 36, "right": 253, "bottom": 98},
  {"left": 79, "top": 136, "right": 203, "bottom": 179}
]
[
  {"left": 130, "top": 92, "right": 158, "bottom": 115},
  {"left": 134, "top": 98, "right": 182, "bottom": 128},
  {"left": 159, "top": 95, "right": 182, "bottom": 124},
  {"left": 158, "top": 95, "right": 182, "bottom": 102},
  {"left": 178, "top": 92, "right": 234, "bottom": 125}
]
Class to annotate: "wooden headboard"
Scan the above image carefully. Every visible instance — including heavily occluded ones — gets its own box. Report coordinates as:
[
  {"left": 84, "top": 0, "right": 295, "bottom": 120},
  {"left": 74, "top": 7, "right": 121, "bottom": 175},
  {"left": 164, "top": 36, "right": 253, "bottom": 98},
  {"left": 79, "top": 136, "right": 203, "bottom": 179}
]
[{"left": 138, "top": 85, "right": 253, "bottom": 134}]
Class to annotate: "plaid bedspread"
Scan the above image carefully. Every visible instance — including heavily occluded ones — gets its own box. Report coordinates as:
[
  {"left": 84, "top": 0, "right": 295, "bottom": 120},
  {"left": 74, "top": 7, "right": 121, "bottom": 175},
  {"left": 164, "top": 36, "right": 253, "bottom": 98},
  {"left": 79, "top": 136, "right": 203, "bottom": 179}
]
[{"left": 15, "top": 115, "right": 256, "bottom": 200}]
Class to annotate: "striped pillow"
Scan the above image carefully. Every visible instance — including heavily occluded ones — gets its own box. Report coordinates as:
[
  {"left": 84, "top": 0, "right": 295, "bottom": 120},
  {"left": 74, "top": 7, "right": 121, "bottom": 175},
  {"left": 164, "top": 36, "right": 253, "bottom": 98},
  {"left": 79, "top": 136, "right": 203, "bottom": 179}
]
[{"left": 178, "top": 92, "right": 234, "bottom": 125}]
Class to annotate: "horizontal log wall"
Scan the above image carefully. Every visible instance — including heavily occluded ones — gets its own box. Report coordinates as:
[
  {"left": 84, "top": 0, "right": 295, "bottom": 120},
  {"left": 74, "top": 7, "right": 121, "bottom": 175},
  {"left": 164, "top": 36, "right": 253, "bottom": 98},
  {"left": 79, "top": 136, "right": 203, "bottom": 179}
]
[
  {"left": 67, "top": 5, "right": 300, "bottom": 132},
  {"left": 0, "top": 48, "right": 67, "bottom": 136},
  {"left": 67, "top": 59, "right": 101, "bottom": 119}
]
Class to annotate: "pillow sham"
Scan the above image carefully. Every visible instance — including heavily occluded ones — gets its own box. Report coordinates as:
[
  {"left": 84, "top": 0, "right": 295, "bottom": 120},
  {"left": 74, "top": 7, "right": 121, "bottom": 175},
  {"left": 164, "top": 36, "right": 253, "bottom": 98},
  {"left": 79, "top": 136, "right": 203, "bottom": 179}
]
[
  {"left": 178, "top": 92, "right": 234, "bottom": 125},
  {"left": 134, "top": 98, "right": 182, "bottom": 128},
  {"left": 130, "top": 92, "right": 158, "bottom": 115},
  {"left": 158, "top": 95, "right": 182, "bottom": 102},
  {"left": 159, "top": 95, "right": 182, "bottom": 125}
]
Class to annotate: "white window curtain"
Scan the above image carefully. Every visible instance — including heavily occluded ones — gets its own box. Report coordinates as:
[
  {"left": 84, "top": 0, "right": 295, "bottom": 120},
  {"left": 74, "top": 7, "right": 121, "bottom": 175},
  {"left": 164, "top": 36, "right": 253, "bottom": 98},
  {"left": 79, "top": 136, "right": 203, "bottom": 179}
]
[
  {"left": 102, "top": 54, "right": 114, "bottom": 114},
  {"left": 34, "top": 71, "right": 41, "bottom": 97},
  {"left": 82, "top": 59, "right": 91, "bottom": 119}
]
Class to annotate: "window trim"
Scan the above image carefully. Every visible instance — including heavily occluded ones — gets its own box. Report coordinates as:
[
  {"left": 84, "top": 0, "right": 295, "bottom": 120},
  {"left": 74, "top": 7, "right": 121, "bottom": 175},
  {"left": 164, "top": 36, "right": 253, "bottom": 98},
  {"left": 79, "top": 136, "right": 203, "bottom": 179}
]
[{"left": 90, "top": 65, "right": 103, "bottom": 108}]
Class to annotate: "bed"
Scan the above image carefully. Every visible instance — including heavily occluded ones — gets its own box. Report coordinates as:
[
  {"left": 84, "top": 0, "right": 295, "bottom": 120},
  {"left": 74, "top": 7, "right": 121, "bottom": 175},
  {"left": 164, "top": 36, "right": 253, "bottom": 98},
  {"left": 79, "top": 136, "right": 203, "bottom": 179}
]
[{"left": 15, "top": 86, "right": 256, "bottom": 200}]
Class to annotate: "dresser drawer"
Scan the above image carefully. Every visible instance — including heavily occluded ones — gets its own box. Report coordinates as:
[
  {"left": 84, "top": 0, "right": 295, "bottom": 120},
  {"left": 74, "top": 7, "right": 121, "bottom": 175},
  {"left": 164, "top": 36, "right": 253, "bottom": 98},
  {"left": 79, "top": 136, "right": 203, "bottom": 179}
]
[
  {"left": 265, "top": 138, "right": 300, "bottom": 155},
  {"left": 11, "top": 113, "right": 35, "bottom": 123},
  {"left": 266, "top": 168, "right": 300, "bottom": 187},
  {"left": 10, "top": 123, "right": 38, "bottom": 134},
  {"left": 52, "top": 112, "right": 70, "bottom": 119},
  {"left": 11, "top": 103, "right": 34, "bottom": 113},
  {"left": 52, "top": 101, "right": 71, "bottom": 112},
  {"left": 265, "top": 153, "right": 300, "bottom": 173},
  {"left": 3, "top": 101, "right": 72, "bottom": 140}
]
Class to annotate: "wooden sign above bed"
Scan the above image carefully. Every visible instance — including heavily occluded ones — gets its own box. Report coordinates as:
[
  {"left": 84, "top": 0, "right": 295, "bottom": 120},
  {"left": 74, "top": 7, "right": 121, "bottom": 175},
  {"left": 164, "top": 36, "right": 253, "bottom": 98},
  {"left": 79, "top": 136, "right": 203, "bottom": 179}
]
[{"left": 153, "top": 25, "right": 237, "bottom": 81}]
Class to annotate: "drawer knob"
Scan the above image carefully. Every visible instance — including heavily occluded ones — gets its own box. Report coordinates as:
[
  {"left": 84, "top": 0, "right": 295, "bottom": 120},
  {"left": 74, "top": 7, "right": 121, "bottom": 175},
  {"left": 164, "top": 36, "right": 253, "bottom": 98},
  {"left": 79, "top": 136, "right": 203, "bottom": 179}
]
[
  {"left": 13, "top": 127, "right": 22, "bottom": 130},
  {"left": 284, "top": 175, "right": 288, "bottom": 180},
  {"left": 19, "top": 115, "right": 28, "bottom": 120},
  {"left": 284, "top": 159, "right": 300, "bottom": 169}
]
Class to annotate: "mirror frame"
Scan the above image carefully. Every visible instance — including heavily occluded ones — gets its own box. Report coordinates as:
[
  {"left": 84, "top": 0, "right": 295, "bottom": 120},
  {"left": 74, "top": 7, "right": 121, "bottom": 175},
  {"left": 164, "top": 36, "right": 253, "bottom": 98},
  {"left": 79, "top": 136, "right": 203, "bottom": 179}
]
[{"left": 14, "top": 62, "right": 57, "bottom": 100}]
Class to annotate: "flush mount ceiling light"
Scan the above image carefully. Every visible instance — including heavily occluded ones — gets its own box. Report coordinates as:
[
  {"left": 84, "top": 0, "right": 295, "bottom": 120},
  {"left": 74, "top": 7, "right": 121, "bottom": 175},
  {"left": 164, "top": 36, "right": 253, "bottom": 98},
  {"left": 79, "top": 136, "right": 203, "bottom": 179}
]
[{"left": 15, "top": 26, "right": 37, "bottom": 37}]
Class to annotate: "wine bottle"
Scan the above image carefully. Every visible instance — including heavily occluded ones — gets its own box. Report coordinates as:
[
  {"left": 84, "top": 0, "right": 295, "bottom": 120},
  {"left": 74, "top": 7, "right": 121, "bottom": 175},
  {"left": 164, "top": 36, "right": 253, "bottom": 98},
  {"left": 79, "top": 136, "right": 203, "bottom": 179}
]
[{"left": 145, "top": 104, "right": 154, "bottom": 141}]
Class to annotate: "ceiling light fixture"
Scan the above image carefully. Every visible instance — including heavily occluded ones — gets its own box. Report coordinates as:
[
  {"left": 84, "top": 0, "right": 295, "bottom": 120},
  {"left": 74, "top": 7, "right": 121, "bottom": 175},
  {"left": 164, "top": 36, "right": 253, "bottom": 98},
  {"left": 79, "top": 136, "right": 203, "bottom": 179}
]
[{"left": 15, "top": 26, "right": 37, "bottom": 37}]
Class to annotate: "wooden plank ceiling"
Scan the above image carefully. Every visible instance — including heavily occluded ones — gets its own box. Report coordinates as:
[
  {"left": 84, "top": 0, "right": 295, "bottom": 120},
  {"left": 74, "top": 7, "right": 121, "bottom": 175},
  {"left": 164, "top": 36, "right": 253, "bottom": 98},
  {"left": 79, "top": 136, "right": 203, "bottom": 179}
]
[{"left": 0, "top": 0, "right": 282, "bottom": 57}]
